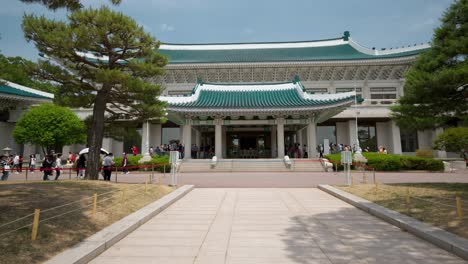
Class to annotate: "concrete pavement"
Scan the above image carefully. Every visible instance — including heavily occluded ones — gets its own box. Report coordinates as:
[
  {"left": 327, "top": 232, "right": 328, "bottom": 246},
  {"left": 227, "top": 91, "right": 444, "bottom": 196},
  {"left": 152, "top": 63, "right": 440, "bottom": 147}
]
[{"left": 90, "top": 188, "right": 465, "bottom": 264}]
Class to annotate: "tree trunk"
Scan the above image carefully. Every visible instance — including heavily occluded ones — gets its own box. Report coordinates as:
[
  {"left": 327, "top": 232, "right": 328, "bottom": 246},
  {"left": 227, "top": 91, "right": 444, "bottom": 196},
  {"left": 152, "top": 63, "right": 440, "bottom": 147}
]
[{"left": 86, "top": 90, "right": 108, "bottom": 180}]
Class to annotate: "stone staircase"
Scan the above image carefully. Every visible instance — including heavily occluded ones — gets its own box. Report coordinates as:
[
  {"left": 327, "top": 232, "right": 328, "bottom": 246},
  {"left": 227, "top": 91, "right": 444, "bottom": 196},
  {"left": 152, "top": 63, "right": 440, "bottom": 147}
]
[{"left": 179, "top": 159, "right": 324, "bottom": 172}]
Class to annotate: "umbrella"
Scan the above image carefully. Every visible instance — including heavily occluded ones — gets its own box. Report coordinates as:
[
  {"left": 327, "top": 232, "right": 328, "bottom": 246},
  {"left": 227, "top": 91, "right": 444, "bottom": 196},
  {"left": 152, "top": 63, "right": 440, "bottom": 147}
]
[{"left": 79, "top": 148, "right": 110, "bottom": 155}]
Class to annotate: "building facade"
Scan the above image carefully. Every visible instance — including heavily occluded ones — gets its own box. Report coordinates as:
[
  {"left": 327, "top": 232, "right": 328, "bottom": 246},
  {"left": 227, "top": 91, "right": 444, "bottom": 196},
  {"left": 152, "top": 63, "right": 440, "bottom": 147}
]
[{"left": 146, "top": 32, "right": 445, "bottom": 159}]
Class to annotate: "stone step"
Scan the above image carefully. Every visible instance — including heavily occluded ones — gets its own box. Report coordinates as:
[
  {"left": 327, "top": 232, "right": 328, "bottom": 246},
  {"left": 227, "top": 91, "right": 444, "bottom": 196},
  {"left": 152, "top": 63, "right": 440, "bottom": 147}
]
[{"left": 179, "top": 159, "right": 325, "bottom": 172}]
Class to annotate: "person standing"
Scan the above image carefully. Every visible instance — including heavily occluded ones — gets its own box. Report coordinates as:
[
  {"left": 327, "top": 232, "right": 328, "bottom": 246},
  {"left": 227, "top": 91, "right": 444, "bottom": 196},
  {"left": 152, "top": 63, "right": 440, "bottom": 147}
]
[
  {"left": 76, "top": 154, "right": 86, "bottom": 179},
  {"left": 122, "top": 152, "right": 128, "bottom": 174},
  {"left": 54, "top": 154, "right": 62, "bottom": 180},
  {"left": 131, "top": 145, "right": 138, "bottom": 156},
  {"left": 1, "top": 155, "right": 11, "bottom": 181},
  {"left": 149, "top": 146, "right": 154, "bottom": 156},
  {"left": 13, "top": 154, "right": 19, "bottom": 174},
  {"left": 42, "top": 155, "right": 53, "bottom": 181},
  {"left": 29, "top": 154, "right": 36, "bottom": 173},
  {"left": 102, "top": 153, "right": 114, "bottom": 181}
]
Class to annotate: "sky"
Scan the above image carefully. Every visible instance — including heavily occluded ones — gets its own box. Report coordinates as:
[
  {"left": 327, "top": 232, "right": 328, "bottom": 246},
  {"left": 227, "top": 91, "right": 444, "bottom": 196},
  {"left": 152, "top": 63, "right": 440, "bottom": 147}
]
[{"left": 0, "top": 0, "right": 454, "bottom": 60}]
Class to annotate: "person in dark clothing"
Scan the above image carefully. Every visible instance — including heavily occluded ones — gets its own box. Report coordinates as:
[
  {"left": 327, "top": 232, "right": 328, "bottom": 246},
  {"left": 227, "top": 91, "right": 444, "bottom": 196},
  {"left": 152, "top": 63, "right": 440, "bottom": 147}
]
[
  {"left": 77, "top": 154, "right": 86, "bottom": 179},
  {"left": 102, "top": 153, "right": 114, "bottom": 181},
  {"left": 42, "top": 155, "right": 54, "bottom": 181}
]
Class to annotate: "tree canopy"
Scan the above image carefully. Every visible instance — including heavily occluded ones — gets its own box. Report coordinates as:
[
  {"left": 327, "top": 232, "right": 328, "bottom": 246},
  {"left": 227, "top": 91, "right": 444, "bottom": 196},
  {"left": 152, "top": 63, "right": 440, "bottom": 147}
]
[
  {"left": 22, "top": 6, "right": 167, "bottom": 179},
  {"left": 0, "top": 54, "right": 57, "bottom": 94},
  {"left": 391, "top": 0, "right": 468, "bottom": 130},
  {"left": 433, "top": 127, "right": 468, "bottom": 159},
  {"left": 20, "top": 0, "right": 121, "bottom": 10},
  {"left": 13, "top": 103, "right": 86, "bottom": 154}
]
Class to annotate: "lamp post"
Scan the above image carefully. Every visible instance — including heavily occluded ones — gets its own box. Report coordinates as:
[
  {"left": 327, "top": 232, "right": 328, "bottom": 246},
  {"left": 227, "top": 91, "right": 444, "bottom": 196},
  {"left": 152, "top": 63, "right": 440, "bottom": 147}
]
[{"left": 354, "top": 82, "right": 362, "bottom": 154}]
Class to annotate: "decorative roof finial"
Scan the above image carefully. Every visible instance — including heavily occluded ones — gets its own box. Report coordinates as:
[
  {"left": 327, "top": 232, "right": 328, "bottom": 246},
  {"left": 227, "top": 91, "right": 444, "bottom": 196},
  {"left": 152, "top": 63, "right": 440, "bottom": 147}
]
[
  {"left": 343, "top": 31, "right": 350, "bottom": 41},
  {"left": 293, "top": 75, "right": 300, "bottom": 84}
]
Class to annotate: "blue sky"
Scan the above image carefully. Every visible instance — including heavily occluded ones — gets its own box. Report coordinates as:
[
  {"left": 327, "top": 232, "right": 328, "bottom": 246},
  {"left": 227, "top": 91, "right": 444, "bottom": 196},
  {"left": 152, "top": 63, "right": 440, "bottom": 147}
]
[{"left": 0, "top": 0, "right": 454, "bottom": 60}]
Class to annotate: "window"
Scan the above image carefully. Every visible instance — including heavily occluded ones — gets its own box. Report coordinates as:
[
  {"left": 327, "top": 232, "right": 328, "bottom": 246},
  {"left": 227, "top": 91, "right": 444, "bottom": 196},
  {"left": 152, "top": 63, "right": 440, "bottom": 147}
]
[
  {"left": 370, "top": 87, "right": 396, "bottom": 92},
  {"left": 401, "top": 130, "right": 418, "bottom": 152},
  {"left": 306, "top": 88, "right": 328, "bottom": 94},
  {"left": 358, "top": 125, "right": 377, "bottom": 151},
  {"left": 336, "top": 88, "right": 362, "bottom": 93},
  {"left": 370, "top": 94, "right": 397, "bottom": 99}
]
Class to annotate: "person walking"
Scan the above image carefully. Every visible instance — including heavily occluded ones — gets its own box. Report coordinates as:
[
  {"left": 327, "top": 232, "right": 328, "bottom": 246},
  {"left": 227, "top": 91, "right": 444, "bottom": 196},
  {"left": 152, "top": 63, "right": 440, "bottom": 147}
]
[
  {"left": 29, "top": 154, "right": 36, "bottom": 173},
  {"left": 54, "top": 154, "right": 62, "bottom": 180},
  {"left": 122, "top": 152, "right": 129, "bottom": 174},
  {"left": 18, "top": 155, "right": 23, "bottom": 173},
  {"left": 76, "top": 154, "right": 86, "bottom": 179},
  {"left": 102, "top": 153, "right": 114, "bottom": 181},
  {"left": 41, "top": 155, "right": 53, "bottom": 181},
  {"left": 13, "top": 154, "right": 19, "bottom": 174}
]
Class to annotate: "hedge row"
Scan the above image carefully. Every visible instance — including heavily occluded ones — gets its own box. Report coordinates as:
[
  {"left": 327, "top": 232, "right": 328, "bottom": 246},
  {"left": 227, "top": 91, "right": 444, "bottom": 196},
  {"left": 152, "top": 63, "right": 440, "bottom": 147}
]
[
  {"left": 113, "top": 155, "right": 171, "bottom": 172},
  {"left": 324, "top": 152, "right": 444, "bottom": 171}
]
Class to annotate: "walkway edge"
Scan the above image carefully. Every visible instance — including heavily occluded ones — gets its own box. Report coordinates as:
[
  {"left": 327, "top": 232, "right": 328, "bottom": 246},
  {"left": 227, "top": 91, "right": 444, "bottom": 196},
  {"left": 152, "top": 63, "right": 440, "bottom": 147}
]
[
  {"left": 45, "top": 185, "right": 195, "bottom": 264},
  {"left": 318, "top": 184, "right": 468, "bottom": 260}
]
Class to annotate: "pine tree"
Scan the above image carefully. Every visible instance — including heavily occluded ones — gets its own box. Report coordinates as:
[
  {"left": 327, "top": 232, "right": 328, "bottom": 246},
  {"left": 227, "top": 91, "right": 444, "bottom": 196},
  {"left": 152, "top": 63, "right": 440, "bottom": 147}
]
[
  {"left": 391, "top": 0, "right": 468, "bottom": 130},
  {"left": 22, "top": 6, "right": 167, "bottom": 179}
]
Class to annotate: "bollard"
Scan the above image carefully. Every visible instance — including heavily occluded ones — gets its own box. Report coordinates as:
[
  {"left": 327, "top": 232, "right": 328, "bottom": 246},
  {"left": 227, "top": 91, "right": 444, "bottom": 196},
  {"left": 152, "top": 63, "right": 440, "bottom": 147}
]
[
  {"left": 406, "top": 188, "right": 411, "bottom": 210},
  {"left": 151, "top": 165, "right": 154, "bottom": 183},
  {"left": 31, "top": 209, "right": 40, "bottom": 241},
  {"left": 92, "top": 193, "right": 97, "bottom": 217},
  {"left": 373, "top": 168, "right": 376, "bottom": 184},
  {"left": 115, "top": 166, "right": 118, "bottom": 183},
  {"left": 456, "top": 196, "right": 463, "bottom": 221}
]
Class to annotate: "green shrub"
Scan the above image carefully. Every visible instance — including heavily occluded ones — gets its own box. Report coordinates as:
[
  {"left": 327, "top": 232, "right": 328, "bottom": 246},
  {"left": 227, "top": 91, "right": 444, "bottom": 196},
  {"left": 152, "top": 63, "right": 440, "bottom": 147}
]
[
  {"left": 324, "top": 154, "right": 343, "bottom": 171},
  {"left": 365, "top": 154, "right": 401, "bottom": 171},
  {"left": 113, "top": 155, "right": 170, "bottom": 172}
]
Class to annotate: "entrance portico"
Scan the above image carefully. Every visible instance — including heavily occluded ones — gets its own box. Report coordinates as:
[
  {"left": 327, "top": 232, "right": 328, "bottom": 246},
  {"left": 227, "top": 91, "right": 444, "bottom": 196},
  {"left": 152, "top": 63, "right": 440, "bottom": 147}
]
[{"left": 157, "top": 79, "right": 355, "bottom": 159}]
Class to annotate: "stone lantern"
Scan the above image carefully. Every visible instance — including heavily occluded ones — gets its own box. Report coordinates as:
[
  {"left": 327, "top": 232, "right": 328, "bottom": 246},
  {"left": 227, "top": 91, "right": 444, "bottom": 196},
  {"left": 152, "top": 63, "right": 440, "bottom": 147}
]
[{"left": 2, "top": 147, "right": 12, "bottom": 156}]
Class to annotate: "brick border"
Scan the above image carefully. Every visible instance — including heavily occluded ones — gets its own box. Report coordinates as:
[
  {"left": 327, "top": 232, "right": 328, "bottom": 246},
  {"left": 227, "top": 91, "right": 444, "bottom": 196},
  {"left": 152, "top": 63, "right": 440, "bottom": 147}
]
[
  {"left": 318, "top": 184, "right": 468, "bottom": 260},
  {"left": 45, "top": 185, "right": 195, "bottom": 264}
]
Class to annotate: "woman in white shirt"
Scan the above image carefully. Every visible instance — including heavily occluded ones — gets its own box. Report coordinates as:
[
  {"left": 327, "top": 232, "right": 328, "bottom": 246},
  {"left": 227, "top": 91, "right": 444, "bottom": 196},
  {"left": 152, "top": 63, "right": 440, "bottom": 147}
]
[
  {"left": 29, "top": 154, "right": 36, "bottom": 173},
  {"left": 54, "top": 154, "right": 62, "bottom": 180}
]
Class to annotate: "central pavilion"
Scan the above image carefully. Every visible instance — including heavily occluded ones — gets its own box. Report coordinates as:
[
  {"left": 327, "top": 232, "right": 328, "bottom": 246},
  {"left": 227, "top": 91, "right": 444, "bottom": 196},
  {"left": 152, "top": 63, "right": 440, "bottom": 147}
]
[{"left": 160, "top": 78, "right": 356, "bottom": 159}]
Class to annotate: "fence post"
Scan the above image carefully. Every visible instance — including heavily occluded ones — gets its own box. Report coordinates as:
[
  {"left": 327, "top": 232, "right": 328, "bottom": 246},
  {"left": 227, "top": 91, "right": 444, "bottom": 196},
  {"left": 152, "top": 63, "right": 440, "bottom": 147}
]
[
  {"left": 456, "top": 196, "right": 463, "bottom": 221},
  {"left": 145, "top": 178, "right": 148, "bottom": 193},
  {"left": 31, "top": 209, "right": 40, "bottom": 241},
  {"left": 25, "top": 166, "right": 28, "bottom": 182},
  {"left": 351, "top": 174, "right": 354, "bottom": 187},
  {"left": 115, "top": 166, "right": 118, "bottom": 183},
  {"left": 151, "top": 165, "right": 154, "bottom": 183},
  {"left": 406, "top": 188, "right": 411, "bottom": 212},
  {"left": 92, "top": 193, "right": 97, "bottom": 217},
  {"left": 163, "top": 164, "right": 166, "bottom": 179},
  {"left": 68, "top": 166, "right": 71, "bottom": 180}
]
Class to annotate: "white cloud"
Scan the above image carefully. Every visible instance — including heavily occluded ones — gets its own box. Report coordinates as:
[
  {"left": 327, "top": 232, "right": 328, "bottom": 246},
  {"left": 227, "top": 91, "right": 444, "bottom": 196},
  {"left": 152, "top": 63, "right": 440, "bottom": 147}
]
[{"left": 160, "top": 23, "right": 175, "bottom": 32}]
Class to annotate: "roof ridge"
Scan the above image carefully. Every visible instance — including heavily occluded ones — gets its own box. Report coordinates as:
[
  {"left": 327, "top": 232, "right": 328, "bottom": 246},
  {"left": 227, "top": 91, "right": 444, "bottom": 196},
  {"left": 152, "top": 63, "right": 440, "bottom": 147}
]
[{"left": 160, "top": 37, "right": 344, "bottom": 46}]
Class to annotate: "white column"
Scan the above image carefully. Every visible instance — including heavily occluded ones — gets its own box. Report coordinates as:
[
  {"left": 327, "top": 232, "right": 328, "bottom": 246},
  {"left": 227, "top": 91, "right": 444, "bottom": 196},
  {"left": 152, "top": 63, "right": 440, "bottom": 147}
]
[
  {"left": 179, "top": 126, "right": 184, "bottom": 143},
  {"left": 348, "top": 120, "right": 357, "bottom": 149},
  {"left": 277, "top": 118, "right": 285, "bottom": 158},
  {"left": 183, "top": 122, "right": 191, "bottom": 159},
  {"left": 215, "top": 119, "right": 222, "bottom": 158},
  {"left": 141, "top": 121, "right": 150, "bottom": 156},
  {"left": 271, "top": 126, "right": 277, "bottom": 158},
  {"left": 389, "top": 121, "right": 402, "bottom": 154},
  {"left": 222, "top": 126, "right": 227, "bottom": 158},
  {"left": 307, "top": 120, "right": 317, "bottom": 159},
  {"left": 336, "top": 122, "right": 349, "bottom": 145},
  {"left": 150, "top": 124, "right": 162, "bottom": 148},
  {"left": 433, "top": 128, "right": 447, "bottom": 158}
]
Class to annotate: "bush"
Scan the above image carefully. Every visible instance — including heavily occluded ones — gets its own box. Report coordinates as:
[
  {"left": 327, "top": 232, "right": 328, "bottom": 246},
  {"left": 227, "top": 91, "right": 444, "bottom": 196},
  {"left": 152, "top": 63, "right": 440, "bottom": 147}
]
[
  {"left": 113, "top": 155, "right": 170, "bottom": 172},
  {"left": 325, "top": 152, "right": 444, "bottom": 171},
  {"left": 416, "top": 148, "right": 433, "bottom": 158}
]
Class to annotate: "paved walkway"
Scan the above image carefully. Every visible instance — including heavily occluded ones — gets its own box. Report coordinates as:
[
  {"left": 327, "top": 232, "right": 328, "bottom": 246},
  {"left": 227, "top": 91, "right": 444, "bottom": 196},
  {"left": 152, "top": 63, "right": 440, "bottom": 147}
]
[{"left": 90, "top": 188, "right": 464, "bottom": 264}]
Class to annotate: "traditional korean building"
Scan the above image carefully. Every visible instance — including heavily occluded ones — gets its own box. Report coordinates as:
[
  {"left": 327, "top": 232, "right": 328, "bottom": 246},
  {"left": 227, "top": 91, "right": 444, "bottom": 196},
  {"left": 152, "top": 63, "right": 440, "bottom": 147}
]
[{"left": 144, "top": 31, "right": 442, "bottom": 160}]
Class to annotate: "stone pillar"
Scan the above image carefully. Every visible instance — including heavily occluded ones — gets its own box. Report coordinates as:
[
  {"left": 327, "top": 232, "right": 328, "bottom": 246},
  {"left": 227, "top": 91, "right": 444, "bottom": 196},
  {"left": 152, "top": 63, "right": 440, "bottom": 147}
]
[
  {"left": 307, "top": 120, "right": 317, "bottom": 158},
  {"left": 222, "top": 126, "right": 227, "bottom": 158},
  {"left": 150, "top": 124, "right": 162, "bottom": 148},
  {"left": 336, "top": 122, "right": 349, "bottom": 145},
  {"left": 389, "top": 121, "right": 402, "bottom": 154},
  {"left": 277, "top": 118, "right": 285, "bottom": 158},
  {"left": 215, "top": 119, "right": 222, "bottom": 158},
  {"left": 141, "top": 121, "right": 149, "bottom": 156},
  {"left": 433, "top": 128, "right": 447, "bottom": 158},
  {"left": 348, "top": 120, "right": 358, "bottom": 149},
  {"left": 271, "top": 126, "right": 277, "bottom": 158},
  {"left": 183, "top": 122, "right": 192, "bottom": 159}
]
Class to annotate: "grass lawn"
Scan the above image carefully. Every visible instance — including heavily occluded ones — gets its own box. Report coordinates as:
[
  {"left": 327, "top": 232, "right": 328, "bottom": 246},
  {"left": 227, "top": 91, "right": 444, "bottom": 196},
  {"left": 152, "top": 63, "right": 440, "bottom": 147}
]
[
  {"left": 0, "top": 180, "right": 174, "bottom": 264},
  {"left": 338, "top": 183, "right": 468, "bottom": 239}
]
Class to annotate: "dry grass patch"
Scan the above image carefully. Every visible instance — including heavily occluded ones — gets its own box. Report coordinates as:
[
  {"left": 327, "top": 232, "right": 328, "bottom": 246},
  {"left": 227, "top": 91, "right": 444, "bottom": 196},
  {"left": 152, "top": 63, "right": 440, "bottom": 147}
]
[
  {"left": 0, "top": 180, "right": 174, "bottom": 264},
  {"left": 338, "top": 183, "right": 468, "bottom": 239}
]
